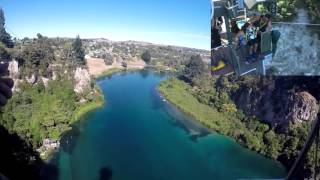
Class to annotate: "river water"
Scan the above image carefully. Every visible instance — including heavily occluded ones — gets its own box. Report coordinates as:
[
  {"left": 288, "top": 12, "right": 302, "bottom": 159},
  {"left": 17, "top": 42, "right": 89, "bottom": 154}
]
[{"left": 56, "top": 71, "right": 286, "bottom": 180}]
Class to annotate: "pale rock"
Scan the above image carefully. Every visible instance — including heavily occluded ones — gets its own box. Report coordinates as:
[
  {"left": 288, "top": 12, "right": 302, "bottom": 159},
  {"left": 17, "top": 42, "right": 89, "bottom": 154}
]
[
  {"left": 41, "top": 77, "right": 50, "bottom": 88},
  {"left": 8, "top": 59, "right": 20, "bottom": 91},
  {"left": 52, "top": 71, "right": 57, "bottom": 80},
  {"left": 8, "top": 59, "right": 19, "bottom": 79},
  {"left": 26, "top": 74, "right": 37, "bottom": 84},
  {"left": 288, "top": 92, "right": 319, "bottom": 123},
  {"left": 74, "top": 68, "right": 91, "bottom": 95}
]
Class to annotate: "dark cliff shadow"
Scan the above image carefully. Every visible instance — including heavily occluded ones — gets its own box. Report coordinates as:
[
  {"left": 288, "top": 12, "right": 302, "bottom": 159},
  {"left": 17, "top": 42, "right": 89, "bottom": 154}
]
[
  {"left": 99, "top": 167, "right": 113, "bottom": 180},
  {"left": 59, "top": 125, "right": 81, "bottom": 154},
  {"left": 0, "top": 125, "right": 58, "bottom": 180},
  {"left": 273, "top": 76, "right": 320, "bottom": 100}
]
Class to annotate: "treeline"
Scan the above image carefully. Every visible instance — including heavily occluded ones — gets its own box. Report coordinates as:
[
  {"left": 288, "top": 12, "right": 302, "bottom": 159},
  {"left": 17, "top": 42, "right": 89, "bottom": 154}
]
[
  {"left": 12, "top": 34, "right": 86, "bottom": 78},
  {"left": 159, "top": 55, "right": 319, "bottom": 179}
]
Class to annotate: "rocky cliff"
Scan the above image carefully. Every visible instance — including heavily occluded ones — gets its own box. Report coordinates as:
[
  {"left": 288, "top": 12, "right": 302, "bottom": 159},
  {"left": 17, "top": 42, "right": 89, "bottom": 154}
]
[
  {"left": 8, "top": 58, "right": 93, "bottom": 102},
  {"left": 8, "top": 59, "right": 20, "bottom": 91},
  {"left": 288, "top": 92, "right": 318, "bottom": 123},
  {"left": 230, "top": 76, "right": 319, "bottom": 131},
  {"left": 73, "top": 67, "right": 92, "bottom": 99}
]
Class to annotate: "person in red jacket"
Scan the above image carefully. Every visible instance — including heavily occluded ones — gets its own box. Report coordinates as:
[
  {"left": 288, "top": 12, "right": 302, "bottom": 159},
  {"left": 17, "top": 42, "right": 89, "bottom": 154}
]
[{"left": 0, "top": 63, "right": 13, "bottom": 106}]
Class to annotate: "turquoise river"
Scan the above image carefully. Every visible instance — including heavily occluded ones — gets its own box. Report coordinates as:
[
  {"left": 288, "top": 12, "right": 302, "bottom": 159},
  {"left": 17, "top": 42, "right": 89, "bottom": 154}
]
[{"left": 56, "top": 71, "right": 287, "bottom": 180}]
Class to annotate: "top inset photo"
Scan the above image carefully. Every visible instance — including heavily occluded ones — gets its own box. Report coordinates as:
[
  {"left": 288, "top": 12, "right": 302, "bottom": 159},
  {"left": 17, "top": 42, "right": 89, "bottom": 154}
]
[{"left": 211, "top": 0, "right": 320, "bottom": 76}]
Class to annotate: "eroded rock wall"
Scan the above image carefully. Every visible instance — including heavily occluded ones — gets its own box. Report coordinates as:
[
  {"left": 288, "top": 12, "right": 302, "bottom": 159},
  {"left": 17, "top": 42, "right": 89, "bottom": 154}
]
[{"left": 230, "top": 77, "right": 319, "bottom": 130}]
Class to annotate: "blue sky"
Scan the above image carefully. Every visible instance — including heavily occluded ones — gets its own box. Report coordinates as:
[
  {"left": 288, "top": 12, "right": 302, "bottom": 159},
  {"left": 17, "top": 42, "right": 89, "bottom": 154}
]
[{"left": 0, "top": 0, "right": 210, "bottom": 50}]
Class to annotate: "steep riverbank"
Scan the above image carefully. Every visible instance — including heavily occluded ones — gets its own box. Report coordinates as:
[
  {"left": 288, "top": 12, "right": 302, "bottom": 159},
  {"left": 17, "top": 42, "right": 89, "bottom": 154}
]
[{"left": 158, "top": 78, "right": 290, "bottom": 168}]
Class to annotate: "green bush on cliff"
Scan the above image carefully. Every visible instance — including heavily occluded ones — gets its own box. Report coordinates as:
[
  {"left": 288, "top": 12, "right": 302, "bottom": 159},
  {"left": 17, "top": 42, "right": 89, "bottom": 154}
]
[{"left": 0, "top": 78, "right": 86, "bottom": 147}]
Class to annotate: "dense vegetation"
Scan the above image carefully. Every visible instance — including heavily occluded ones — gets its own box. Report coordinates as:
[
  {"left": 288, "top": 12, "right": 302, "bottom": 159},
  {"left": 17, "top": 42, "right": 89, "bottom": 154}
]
[
  {"left": 0, "top": 37, "right": 104, "bottom": 147},
  {"left": 0, "top": 6, "right": 104, "bottom": 159},
  {"left": 159, "top": 56, "right": 320, "bottom": 179},
  {"left": 0, "top": 78, "right": 103, "bottom": 147}
]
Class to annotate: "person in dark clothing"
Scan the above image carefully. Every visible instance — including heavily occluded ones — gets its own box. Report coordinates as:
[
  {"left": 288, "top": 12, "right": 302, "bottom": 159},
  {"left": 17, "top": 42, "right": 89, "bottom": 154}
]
[
  {"left": 231, "top": 20, "right": 240, "bottom": 34},
  {"left": 211, "top": 18, "right": 222, "bottom": 49},
  {"left": 242, "top": 22, "right": 258, "bottom": 61},
  {"left": 259, "top": 14, "right": 272, "bottom": 33}
]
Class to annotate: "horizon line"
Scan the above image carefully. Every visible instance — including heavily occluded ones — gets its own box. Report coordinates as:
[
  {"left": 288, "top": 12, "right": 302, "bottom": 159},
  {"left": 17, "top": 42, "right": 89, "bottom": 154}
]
[{"left": 13, "top": 35, "right": 210, "bottom": 51}]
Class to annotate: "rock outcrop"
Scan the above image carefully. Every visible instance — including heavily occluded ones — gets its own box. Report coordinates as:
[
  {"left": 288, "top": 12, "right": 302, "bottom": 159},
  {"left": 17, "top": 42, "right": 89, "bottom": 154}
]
[
  {"left": 73, "top": 67, "right": 92, "bottom": 96},
  {"left": 25, "top": 74, "right": 37, "bottom": 84},
  {"left": 8, "top": 59, "right": 23, "bottom": 91},
  {"left": 8, "top": 59, "right": 19, "bottom": 79},
  {"left": 41, "top": 77, "right": 50, "bottom": 88},
  {"left": 287, "top": 92, "right": 318, "bottom": 123},
  {"left": 231, "top": 77, "right": 319, "bottom": 130}
]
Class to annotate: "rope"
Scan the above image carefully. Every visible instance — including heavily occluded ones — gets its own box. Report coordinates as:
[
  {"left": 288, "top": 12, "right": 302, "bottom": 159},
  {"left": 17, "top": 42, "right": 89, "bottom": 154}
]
[{"left": 272, "top": 22, "right": 320, "bottom": 27}]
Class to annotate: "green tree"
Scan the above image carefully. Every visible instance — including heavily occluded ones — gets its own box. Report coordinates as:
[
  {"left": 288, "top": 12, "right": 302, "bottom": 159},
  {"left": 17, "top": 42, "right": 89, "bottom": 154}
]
[
  {"left": 73, "top": 35, "right": 85, "bottom": 65},
  {"left": 264, "top": 130, "right": 282, "bottom": 159},
  {"left": 141, "top": 50, "right": 151, "bottom": 63},
  {"left": 0, "top": 8, "right": 13, "bottom": 48},
  {"left": 182, "top": 55, "right": 206, "bottom": 84},
  {"left": 36, "top": 33, "right": 43, "bottom": 39},
  {"left": 36, "top": 80, "right": 45, "bottom": 93},
  {"left": 0, "top": 42, "right": 11, "bottom": 60},
  {"left": 17, "top": 39, "right": 53, "bottom": 77}
]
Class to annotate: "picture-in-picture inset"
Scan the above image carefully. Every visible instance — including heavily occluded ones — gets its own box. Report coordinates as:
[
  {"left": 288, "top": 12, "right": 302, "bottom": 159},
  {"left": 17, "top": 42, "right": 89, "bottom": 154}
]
[{"left": 211, "top": 0, "right": 320, "bottom": 76}]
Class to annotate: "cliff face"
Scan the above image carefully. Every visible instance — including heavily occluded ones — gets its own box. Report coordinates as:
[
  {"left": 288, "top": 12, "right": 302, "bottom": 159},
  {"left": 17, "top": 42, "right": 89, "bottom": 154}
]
[
  {"left": 73, "top": 67, "right": 92, "bottom": 101},
  {"left": 8, "top": 59, "right": 20, "bottom": 91},
  {"left": 230, "top": 77, "right": 319, "bottom": 131},
  {"left": 8, "top": 58, "right": 93, "bottom": 102},
  {"left": 288, "top": 92, "right": 318, "bottom": 123}
]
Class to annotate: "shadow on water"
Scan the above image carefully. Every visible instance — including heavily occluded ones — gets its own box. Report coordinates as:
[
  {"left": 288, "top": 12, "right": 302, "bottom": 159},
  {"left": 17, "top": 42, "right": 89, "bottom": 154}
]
[
  {"left": 160, "top": 97, "right": 212, "bottom": 142},
  {"left": 43, "top": 121, "right": 84, "bottom": 179},
  {"left": 0, "top": 125, "right": 58, "bottom": 180},
  {"left": 146, "top": 72, "right": 211, "bottom": 142},
  {"left": 138, "top": 69, "right": 150, "bottom": 79},
  {"left": 150, "top": 87, "right": 165, "bottom": 110},
  {"left": 59, "top": 125, "right": 81, "bottom": 155},
  {"left": 99, "top": 167, "right": 113, "bottom": 180}
]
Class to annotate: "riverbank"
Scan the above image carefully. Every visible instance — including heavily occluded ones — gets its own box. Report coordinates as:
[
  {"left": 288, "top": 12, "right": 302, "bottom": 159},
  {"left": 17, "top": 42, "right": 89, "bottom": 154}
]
[
  {"left": 158, "top": 78, "right": 246, "bottom": 135},
  {"left": 39, "top": 86, "right": 105, "bottom": 160},
  {"left": 95, "top": 68, "right": 124, "bottom": 79},
  {"left": 157, "top": 78, "right": 286, "bottom": 163},
  {"left": 162, "top": 98, "right": 211, "bottom": 139},
  {"left": 72, "top": 87, "right": 105, "bottom": 122}
]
